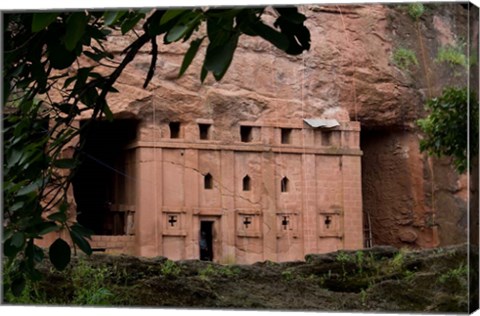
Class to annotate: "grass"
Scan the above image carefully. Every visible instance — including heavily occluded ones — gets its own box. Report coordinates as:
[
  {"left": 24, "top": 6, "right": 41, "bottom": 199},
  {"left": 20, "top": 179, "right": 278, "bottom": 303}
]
[
  {"left": 438, "top": 264, "right": 468, "bottom": 284},
  {"left": 393, "top": 48, "right": 419, "bottom": 71},
  {"left": 198, "top": 263, "right": 241, "bottom": 281},
  {"left": 3, "top": 258, "right": 115, "bottom": 305},
  {"left": 70, "top": 259, "right": 113, "bottom": 305}
]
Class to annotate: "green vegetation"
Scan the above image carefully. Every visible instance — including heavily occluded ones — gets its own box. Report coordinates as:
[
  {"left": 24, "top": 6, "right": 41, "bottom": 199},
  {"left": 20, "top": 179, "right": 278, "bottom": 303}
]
[
  {"left": 281, "top": 268, "right": 295, "bottom": 281},
  {"left": 71, "top": 260, "right": 113, "bottom": 305},
  {"left": 199, "top": 263, "right": 241, "bottom": 281},
  {"left": 436, "top": 43, "right": 468, "bottom": 68},
  {"left": 2, "top": 245, "right": 469, "bottom": 311},
  {"left": 393, "top": 48, "right": 419, "bottom": 71},
  {"left": 407, "top": 3, "right": 425, "bottom": 20},
  {"left": 160, "top": 259, "right": 182, "bottom": 277},
  {"left": 438, "top": 264, "right": 468, "bottom": 284},
  {"left": 417, "top": 87, "right": 478, "bottom": 173},
  {"left": 4, "top": 258, "right": 114, "bottom": 305}
]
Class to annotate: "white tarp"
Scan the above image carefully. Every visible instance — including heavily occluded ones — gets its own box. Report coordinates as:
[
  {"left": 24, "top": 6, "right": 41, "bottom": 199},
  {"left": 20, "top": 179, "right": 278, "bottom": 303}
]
[{"left": 303, "top": 118, "right": 340, "bottom": 128}]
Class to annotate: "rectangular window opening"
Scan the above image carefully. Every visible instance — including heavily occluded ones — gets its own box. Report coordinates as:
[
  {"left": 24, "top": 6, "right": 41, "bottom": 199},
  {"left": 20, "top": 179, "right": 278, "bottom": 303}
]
[
  {"left": 169, "top": 122, "right": 180, "bottom": 139},
  {"left": 321, "top": 131, "right": 331, "bottom": 146},
  {"left": 199, "top": 123, "right": 211, "bottom": 140},
  {"left": 281, "top": 128, "right": 292, "bottom": 144},
  {"left": 240, "top": 126, "right": 253, "bottom": 143}
]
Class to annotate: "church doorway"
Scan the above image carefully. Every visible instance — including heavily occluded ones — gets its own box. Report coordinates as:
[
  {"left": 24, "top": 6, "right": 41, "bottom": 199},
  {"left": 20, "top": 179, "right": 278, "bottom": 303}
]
[{"left": 199, "top": 221, "right": 214, "bottom": 261}]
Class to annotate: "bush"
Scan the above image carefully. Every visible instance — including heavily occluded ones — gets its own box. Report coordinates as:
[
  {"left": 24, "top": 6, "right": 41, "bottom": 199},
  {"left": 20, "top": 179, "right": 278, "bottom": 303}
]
[
  {"left": 436, "top": 44, "right": 468, "bottom": 68},
  {"left": 71, "top": 260, "right": 113, "bottom": 305},
  {"left": 417, "top": 87, "right": 478, "bottom": 173},
  {"left": 408, "top": 3, "right": 425, "bottom": 20},
  {"left": 393, "top": 48, "right": 419, "bottom": 71}
]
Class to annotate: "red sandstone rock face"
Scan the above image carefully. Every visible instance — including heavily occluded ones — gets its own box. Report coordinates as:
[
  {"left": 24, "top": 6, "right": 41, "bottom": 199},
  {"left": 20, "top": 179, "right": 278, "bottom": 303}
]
[{"left": 76, "top": 4, "right": 471, "bottom": 250}]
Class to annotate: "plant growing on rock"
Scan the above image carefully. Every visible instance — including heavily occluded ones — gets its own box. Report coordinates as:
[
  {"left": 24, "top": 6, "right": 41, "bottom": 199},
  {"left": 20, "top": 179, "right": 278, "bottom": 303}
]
[
  {"left": 417, "top": 87, "right": 478, "bottom": 173},
  {"left": 160, "top": 260, "right": 181, "bottom": 278},
  {"left": 407, "top": 3, "right": 425, "bottom": 20},
  {"left": 436, "top": 44, "right": 468, "bottom": 68},
  {"left": 393, "top": 48, "right": 419, "bottom": 71}
]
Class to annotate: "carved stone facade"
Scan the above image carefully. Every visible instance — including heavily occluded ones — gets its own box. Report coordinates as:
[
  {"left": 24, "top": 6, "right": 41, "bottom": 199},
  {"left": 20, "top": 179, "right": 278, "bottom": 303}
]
[{"left": 74, "top": 116, "right": 362, "bottom": 264}]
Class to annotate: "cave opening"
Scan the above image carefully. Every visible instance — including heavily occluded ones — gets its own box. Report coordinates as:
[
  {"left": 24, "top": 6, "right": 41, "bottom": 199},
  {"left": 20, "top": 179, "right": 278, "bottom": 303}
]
[
  {"left": 72, "top": 119, "right": 139, "bottom": 235},
  {"left": 360, "top": 127, "right": 417, "bottom": 248}
]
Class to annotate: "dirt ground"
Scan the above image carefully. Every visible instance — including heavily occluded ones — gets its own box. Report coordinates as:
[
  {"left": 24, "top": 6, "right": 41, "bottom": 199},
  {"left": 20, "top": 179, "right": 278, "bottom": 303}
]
[{"left": 5, "top": 244, "right": 477, "bottom": 313}]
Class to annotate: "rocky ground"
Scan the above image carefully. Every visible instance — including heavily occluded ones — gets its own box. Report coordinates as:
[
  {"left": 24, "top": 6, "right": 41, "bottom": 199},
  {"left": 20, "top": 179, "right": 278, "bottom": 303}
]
[{"left": 4, "top": 244, "right": 477, "bottom": 313}]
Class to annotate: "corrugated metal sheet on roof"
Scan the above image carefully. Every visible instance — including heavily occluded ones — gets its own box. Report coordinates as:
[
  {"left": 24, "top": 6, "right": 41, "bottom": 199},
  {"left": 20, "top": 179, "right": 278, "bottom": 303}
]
[{"left": 303, "top": 118, "right": 340, "bottom": 128}]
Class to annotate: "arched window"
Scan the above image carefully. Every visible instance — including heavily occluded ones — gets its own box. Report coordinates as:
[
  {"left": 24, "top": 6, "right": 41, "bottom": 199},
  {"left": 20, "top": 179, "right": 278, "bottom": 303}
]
[
  {"left": 281, "top": 176, "right": 289, "bottom": 192},
  {"left": 204, "top": 173, "right": 213, "bottom": 189},
  {"left": 242, "top": 175, "right": 251, "bottom": 191}
]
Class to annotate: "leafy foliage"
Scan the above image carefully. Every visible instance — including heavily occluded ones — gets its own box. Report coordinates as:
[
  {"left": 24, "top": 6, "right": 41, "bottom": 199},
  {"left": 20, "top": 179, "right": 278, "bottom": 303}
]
[
  {"left": 417, "top": 87, "right": 479, "bottom": 173},
  {"left": 407, "top": 3, "right": 425, "bottom": 20},
  {"left": 393, "top": 47, "right": 419, "bottom": 71},
  {"left": 436, "top": 43, "right": 468, "bottom": 68},
  {"left": 3, "top": 7, "right": 311, "bottom": 297}
]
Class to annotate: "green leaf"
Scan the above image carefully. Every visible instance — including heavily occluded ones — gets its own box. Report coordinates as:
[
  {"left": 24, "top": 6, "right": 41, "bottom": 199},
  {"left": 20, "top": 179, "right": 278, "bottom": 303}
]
[
  {"left": 179, "top": 37, "right": 204, "bottom": 77},
  {"left": 275, "top": 7, "right": 306, "bottom": 24},
  {"left": 159, "top": 9, "right": 186, "bottom": 26},
  {"left": 47, "top": 212, "right": 67, "bottom": 223},
  {"left": 200, "top": 66, "right": 208, "bottom": 83},
  {"left": 83, "top": 50, "right": 105, "bottom": 62},
  {"left": 49, "top": 238, "right": 71, "bottom": 271},
  {"left": 71, "top": 223, "right": 93, "bottom": 239},
  {"left": 4, "top": 238, "right": 20, "bottom": 257},
  {"left": 9, "top": 201, "right": 25, "bottom": 213},
  {"left": 11, "top": 276, "right": 26, "bottom": 297},
  {"left": 16, "top": 181, "right": 41, "bottom": 196},
  {"left": 7, "top": 148, "right": 23, "bottom": 168},
  {"left": 63, "top": 76, "right": 76, "bottom": 89},
  {"left": 37, "top": 222, "right": 60, "bottom": 235},
  {"left": 31, "top": 13, "right": 58, "bottom": 32},
  {"left": 70, "top": 229, "right": 92, "bottom": 255},
  {"left": 250, "top": 21, "right": 289, "bottom": 51},
  {"left": 103, "top": 11, "right": 126, "bottom": 26},
  {"left": 165, "top": 24, "right": 189, "bottom": 43},
  {"left": 47, "top": 43, "right": 77, "bottom": 69},
  {"left": 204, "top": 33, "right": 239, "bottom": 81},
  {"left": 53, "top": 103, "right": 80, "bottom": 115},
  {"left": 121, "top": 13, "right": 144, "bottom": 35},
  {"left": 80, "top": 86, "right": 99, "bottom": 107},
  {"left": 102, "top": 101, "right": 114, "bottom": 122},
  {"left": 64, "top": 12, "right": 89, "bottom": 51},
  {"left": 53, "top": 158, "right": 76, "bottom": 169},
  {"left": 25, "top": 241, "right": 45, "bottom": 265},
  {"left": 11, "top": 232, "right": 25, "bottom": 248}
]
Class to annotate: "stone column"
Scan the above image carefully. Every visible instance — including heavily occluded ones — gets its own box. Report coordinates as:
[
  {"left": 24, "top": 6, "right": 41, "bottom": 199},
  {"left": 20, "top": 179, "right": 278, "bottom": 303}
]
[
  {"left": 184, "top": 148, "right": 199, "bottom": 259},
  {"left": 262, "top": 150, "right": 277, "bottom": 261},
  {"left": 220, "top": 150, "right": 236, "bottom": 263},
  {"left": 135, "top": 146, "right": 163, "bottom": 257},
  {"left": 341, "top": 155, "right": 363, "bottom": 249},
  {"left": 302, "top": 153, "right": 317, "bottom": 256}
]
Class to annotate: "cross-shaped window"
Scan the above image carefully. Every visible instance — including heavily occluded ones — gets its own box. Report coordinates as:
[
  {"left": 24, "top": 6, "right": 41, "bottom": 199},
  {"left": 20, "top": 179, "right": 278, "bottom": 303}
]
[
  {"left": 243, "top": 216, "right": 252, "bottom": 228},
  {"left": 168, "top": 215, "right": 178, "bottom": 227},
  {"left": 281, "top": 216, "right": 289, "bottom": 230},
  {"left": 324, "top": 215, "right": 332, "bottom": 229}
]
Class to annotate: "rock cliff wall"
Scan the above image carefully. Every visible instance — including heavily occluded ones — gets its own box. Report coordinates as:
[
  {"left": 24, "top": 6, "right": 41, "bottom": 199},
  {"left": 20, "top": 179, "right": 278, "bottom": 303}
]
[{"left": 77, "top": 3, "right": 474, "bottom": 249}]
